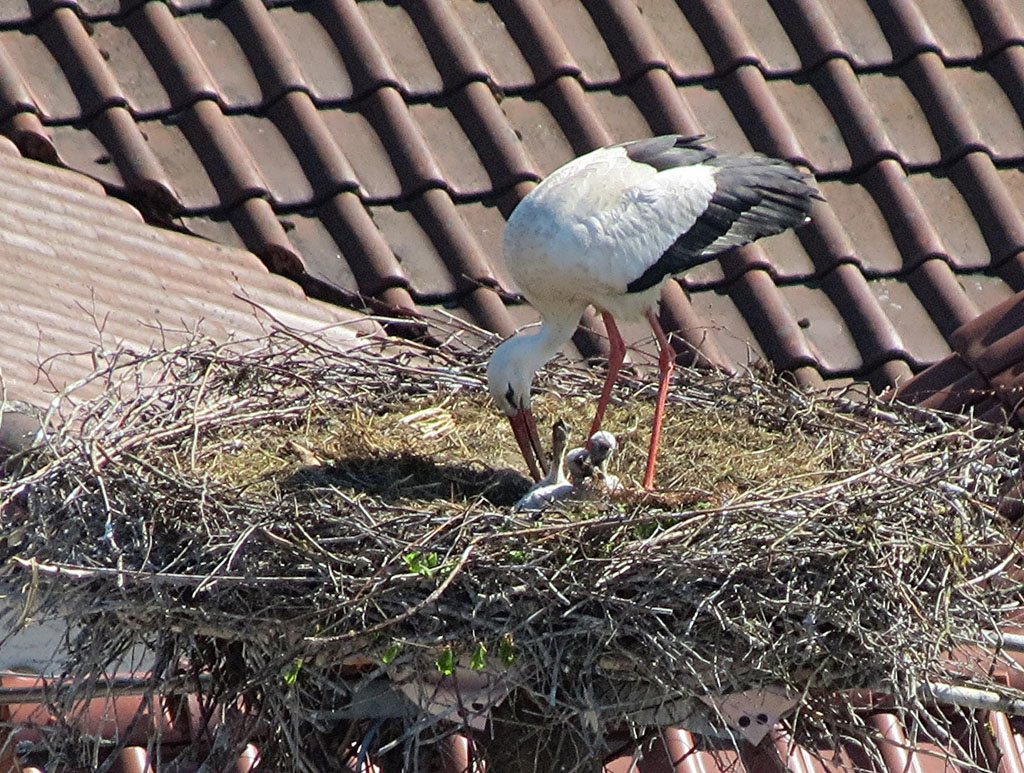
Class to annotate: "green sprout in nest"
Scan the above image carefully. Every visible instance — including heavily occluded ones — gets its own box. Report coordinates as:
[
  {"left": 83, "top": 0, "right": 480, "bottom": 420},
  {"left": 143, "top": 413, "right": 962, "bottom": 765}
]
[{"left": 2, "top": 321, "right": 1024, "bottom": 773}]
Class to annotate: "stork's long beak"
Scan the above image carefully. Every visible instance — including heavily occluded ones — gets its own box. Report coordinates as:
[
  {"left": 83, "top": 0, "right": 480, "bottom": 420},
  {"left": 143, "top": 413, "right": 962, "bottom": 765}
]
[{"left": 508, "top": 409, "right": 545, "bottom": 482}]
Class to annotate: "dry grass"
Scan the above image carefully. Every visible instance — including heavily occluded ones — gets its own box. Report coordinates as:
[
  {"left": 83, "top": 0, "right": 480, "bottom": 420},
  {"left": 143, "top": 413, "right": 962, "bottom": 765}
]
[
  {"left": 198, "top": 386, "right": 831, "bottom": 506},
  {"left": 2, "top": 319, "right": 1024, "bottom": 772}
]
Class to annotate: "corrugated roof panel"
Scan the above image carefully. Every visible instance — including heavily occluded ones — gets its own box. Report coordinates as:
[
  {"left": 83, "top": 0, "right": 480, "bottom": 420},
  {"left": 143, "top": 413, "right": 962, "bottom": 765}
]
[
  {"left": 3, "top": 0, "right": 1024, "bottom": 421},
  {"left": 0, "top": 138, "right": 372, "bottom": 406}
]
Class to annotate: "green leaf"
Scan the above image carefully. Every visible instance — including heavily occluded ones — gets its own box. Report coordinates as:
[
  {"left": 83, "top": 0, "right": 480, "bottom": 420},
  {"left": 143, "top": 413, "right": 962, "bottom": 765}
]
[
  {"left": 381, "top": 641, "right": 402, "bottom": 664},
  {"left": 436, "top": 646, "right": 455, "bottom": 675},
  {"left": 469, "top": 642, "right": 487, "bottom": 671},
  {"left": 403, "top": 551, "right": 440, "bottom": 577},
  {"left": 499, "top": 633, "right": 515, "bottom": 666},
  {"left": 282, "top": 657, "right": 303, "bottom": 686}
]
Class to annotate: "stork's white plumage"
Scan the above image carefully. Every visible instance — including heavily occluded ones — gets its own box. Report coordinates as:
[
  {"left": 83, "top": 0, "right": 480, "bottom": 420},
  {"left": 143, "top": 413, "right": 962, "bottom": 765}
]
[{"left": 488, "top": 135, "right": 818, "bottom": 488}]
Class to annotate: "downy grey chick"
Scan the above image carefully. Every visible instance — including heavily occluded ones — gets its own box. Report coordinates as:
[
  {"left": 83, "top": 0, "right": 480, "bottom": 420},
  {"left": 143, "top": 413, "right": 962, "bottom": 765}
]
[{"left": 514, "top": 420, "right": 574, "bottom": 512}]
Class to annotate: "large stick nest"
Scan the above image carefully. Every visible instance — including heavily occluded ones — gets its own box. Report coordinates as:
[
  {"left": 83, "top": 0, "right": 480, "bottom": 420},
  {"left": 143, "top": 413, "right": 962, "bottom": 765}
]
[{"left": 3, "top": 321, "right": 1024, "bottom": 771}]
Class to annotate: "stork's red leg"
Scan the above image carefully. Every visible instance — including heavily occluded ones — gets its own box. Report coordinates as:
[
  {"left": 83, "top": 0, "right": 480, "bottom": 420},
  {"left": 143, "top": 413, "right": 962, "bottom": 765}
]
[
  {"left": 643, "top": 309, "right": 675, "bottom": 490},
  {"left": 589, "top": 311, "right": 626, "bottom": 442}
]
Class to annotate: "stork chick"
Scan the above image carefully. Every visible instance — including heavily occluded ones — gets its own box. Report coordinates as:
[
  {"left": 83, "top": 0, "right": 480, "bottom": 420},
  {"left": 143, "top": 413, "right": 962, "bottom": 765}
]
[
  {"left": 567, "top": 430, "right": 621, "bottom": 498},
  {"left": 514, "top": 420, "right": 574, "bottom": 513}
]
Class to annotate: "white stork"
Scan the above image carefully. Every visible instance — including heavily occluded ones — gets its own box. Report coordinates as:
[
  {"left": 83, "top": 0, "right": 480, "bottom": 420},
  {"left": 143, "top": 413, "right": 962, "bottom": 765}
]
[{"left": 488, "top": 135, "right": 818, "bottom": 488}]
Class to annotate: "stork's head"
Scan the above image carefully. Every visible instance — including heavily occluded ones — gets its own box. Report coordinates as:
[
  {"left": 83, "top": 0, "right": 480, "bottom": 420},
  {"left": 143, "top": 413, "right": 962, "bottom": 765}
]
[{"left": 487, "top": 335, "right": 547, "bottom": 481}]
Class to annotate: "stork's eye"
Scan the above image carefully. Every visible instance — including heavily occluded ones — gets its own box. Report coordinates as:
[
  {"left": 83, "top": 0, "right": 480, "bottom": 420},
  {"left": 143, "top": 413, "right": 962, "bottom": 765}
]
[{"left": 505, "top": 384, "right": 517, "bottom": 408}]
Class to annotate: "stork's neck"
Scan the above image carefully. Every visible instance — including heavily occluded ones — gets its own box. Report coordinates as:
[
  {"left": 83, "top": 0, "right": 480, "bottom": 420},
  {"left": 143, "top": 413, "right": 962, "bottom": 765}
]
[{"left": 524, "top": 302, "right": 585, "bottom": 371}]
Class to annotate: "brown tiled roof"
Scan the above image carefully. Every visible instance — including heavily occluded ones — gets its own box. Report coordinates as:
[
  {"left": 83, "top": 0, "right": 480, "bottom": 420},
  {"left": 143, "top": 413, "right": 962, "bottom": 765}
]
[
  {"left": 1, "top": 1, "right": 1023, "bottom": 391},
  {"left": 0, "top": 133, "right": 374, "bottom": 411},
  {"left": 4, "top": 2, "right": 1024, "bottom": 772},
  {"left": 896, "top": 287, "right": 1024, "bottom": 422}
]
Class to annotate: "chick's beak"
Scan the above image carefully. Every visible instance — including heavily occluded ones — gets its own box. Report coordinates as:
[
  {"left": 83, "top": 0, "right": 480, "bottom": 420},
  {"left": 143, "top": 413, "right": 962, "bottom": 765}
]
[{"left": 508, "top": 409, "right": 545, "bottom": 482}]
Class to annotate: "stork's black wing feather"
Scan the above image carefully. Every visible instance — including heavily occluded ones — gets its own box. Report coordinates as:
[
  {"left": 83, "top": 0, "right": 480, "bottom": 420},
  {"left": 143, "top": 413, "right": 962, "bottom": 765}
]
[
  {"left": 625, "top": 143, "right": 818, "bottom": 294},
  {"left": 621, "top": 134, "right": 715, "bottom": 171}
]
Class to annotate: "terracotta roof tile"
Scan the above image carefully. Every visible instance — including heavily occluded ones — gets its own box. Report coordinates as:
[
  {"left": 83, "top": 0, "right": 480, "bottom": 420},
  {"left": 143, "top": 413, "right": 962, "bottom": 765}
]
[
  {"left": 847, "top": 66, "right": 942, "bottom": 170},
  {"left": 176, "top": 10, "right": 264, "bottom": 110},
  {"left": 407, "top": 97, "right": 494, "bottom": 197},
  {"left": 970, "top": 0, "right": 1024, "bottom": 53},
  {"left": 952, "top": 153, "right": 1024, "bottom": 266},
  {"left": 763, "top": 72, "right": 850, "bottom": 176},
  {"left": 264, "top": 4, "right": 355, "bottom": 102},
  {"left": 2, "top": 0, "right": 1024, "bottom": 425},
  {"left": 0, "top": 23, "right": 83, "bottom": 122},
  {"left": 625, "top": 1, "right": 705, "bottom": 82},
  {"left": 906, "top": 258, "right": 984, "bottom": 336}
]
